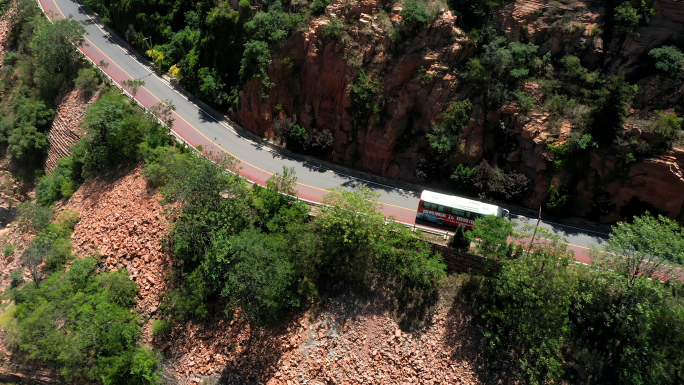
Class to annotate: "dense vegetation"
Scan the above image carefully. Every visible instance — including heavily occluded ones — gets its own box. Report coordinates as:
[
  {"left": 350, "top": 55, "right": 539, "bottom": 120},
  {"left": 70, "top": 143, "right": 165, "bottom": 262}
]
[
  {"left": 0, "top": 1, "right": 682, "bottom": 384},
  {"left": 76, "top": 0, "right": 684, "bottom": 220},
  {"left": 0, "top": 0, "right": 89, "bottom": 178},
  {"left": 462, "top": 217, "right": 684, "bottom": 385},
  {"left": 144, "top": 150, "right": 446, "bottom": 324}
]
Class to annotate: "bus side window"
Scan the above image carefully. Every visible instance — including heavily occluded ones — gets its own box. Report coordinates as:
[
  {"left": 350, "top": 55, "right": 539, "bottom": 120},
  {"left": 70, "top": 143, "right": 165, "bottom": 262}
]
[{"left": 438, "top": 205, "right": 444, "bottom": 212}]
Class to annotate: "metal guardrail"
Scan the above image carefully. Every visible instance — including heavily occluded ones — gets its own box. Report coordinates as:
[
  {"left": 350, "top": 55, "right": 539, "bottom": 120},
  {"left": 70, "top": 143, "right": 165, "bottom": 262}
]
[{"left": 35, "top": 0, "right": 455, "bottom": 240}]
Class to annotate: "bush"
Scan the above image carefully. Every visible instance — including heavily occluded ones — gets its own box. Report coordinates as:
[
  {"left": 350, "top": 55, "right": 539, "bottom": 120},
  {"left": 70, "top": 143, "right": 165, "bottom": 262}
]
[
  {"left": 427, "top": 99, "right": 472, "bottom": 155},
  {"left": 401, "top": 0, "right": 431, "bottom": 28},
  {"left": 649, "top": 45, "right": 684, "bottom": 76},
  {"left": 321, "top": 16, "right": 345, "bottom": 40},
  {"left": 311, "top": 0, "right": 330, "bottom": 15},
  {"left": 23, "top": 209, "right": 79, "bottom": 273},
  {"left": 655, "top": 111, "right": 682, "bottom": 145},
  {"left": 589, "top": 74, "right": 636, "bottom": 147},
  {"left": 10, "top": 268, "right": 23, "bottom": 289},
  {"left": 4, "top": 243, "right": 15, "bottom": 257},
  {"left": 74, "top": 67, "right": 100, "bottom": 98},
  {"left": 451, "top": 224, "right": 470, "bottom": 250},
  {"left": 151, "top": 318, "right": 174, "bottom": 337},
  {"left": 472, "top": 160, "right": 529, "bottom": 200},
  {"left": 16, "top": 201, "right": 54, "bottom": 233}
]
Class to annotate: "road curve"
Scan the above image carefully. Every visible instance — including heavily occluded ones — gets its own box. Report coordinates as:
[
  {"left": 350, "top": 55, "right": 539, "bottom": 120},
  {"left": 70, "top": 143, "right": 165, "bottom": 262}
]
[{"left": 38, "top": 0, "right": 609, "bottom": 264}]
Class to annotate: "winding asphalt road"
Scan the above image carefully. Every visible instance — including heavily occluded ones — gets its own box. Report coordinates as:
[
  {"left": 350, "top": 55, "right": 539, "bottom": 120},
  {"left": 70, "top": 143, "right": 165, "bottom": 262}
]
[{"left": 38, "top": 0, "right": 610, "bottom": 263}]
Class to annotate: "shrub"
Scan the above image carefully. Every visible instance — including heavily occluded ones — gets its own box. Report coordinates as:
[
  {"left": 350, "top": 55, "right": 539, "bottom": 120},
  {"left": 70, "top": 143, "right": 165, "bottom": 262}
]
[
  {"left": 10, "top": 268, "right": 23, "bottom": 288},
  {"left": 151, "top": 318, "right": 174, "bottom": 337},
  {"left": 654, "top": 111, "right": 682, "bottom": 144},
  {"left": 74, "top": 67, "right": 100, "bottom": 98},
  {"left": 589, "top": 74, "right": 636, "bottom": 147},
  {"left": 239, "top": 40, "right": 270, "bottom": 80},
  {"left": 512, "top": 89, "right": 536, "bottom": 114},
  {"left": 473, "top": 160, "right": 529, "bottom": 200},
  {"left": 321, "top": 16, "right": 345, "bottom": 40},
  {"left": 401, "top": 0, "right": 431, "bottom": 28},
  {"left": 16, "top": 201, "right": 54, "bottom": 233},
  {"left": 648, "top": 45, "right": 684, "bottom": 76},
  {"left": 614, "top": 2, "right": 641, "bottom": 33},
  {"left": 23, "top": 209, "right": 79, "bottom": 273},
  {"left": 3, "top": 243, "right": 15, "bottom": 256},
  {"left": 451, "top": 224, "right": 470, "bottom": 249},
  {"left": 427, "top": 99, "right": 472, "bottom": 155},
  {"left": 311, "top": 0, "right": 330, "bottom": 15}
]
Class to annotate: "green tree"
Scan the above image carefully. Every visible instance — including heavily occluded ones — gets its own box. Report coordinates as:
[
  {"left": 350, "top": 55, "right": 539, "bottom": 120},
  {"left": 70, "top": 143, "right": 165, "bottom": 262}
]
[
  {"left": 121, "top": 79, "right": 145, "bottom": 98},
  {"left": 30, "top": 16, "right": 86, "bottom": 76},
  {"left": 589, "top": 74, "right": 636, "bottom": 147},
  {"left": 375, "top": 222, "right": 446, "bottom": 290},
  {"left": 203, "top": 228, "right": 298, "bottom": 322},
  {"left": 468, "top": 215, "right": 515, "bottom": 258},
  {"left": 8, "top": 125, "right": 48, "bottom": 166},
  {"left": 74, "top": 67, "right": 100, "bottom": 98},
  {"left": 349, "top": 70, "right": 385, "bottom": 126},
  {"left": 239, "top": 40, "right": 270, "bottom": 80},
  {"left": 15, "top": 201, "right": 54, "bottom": 233},
  {"left": 317, "top": 187, "right": 386, "bottom": 284},
  {"left": 481, "top": 228, "right": 574, "bottom": 384},
  {"left": 649, "top": 45, "right": 684, "bottom": 76},
  {"left": 595, "top": 213, "right": 684, "bottom": 284},
  {"left": 401, "top": 0, "right": 431, "bottom": 28},
  {"left": 614, "top": 1, "right": 653, "bottom": 34},
  {"left": 462, "top": 58, "right": 488, "bottom": 90},
  {"left": 451, "top": 224, "right": 470, "bottom": 250}
]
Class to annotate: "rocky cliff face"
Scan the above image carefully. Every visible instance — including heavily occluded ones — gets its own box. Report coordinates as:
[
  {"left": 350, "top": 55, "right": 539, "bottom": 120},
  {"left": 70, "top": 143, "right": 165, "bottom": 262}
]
[
  {"left": 236, "top": 0, "right": 684, "bottom": 221},
  {"left": 238, "top": 0, "right": 472, "bottom": 179}
]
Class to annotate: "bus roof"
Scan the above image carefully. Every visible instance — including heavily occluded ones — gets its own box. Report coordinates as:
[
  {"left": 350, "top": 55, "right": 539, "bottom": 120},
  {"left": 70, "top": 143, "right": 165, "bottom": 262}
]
[{"left": 420, "top": 190, "right": 501, "bottom": 216}]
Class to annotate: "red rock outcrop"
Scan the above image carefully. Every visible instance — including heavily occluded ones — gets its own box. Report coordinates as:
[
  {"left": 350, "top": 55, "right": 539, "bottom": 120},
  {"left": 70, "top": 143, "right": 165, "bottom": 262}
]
[
  {"left": 607, "top": 0, "right": 684, "bottom": 75},
  {"left": 593, "top": 148, "right": 684, "bottom": 222},
  {"left": 236, "top": 0, "right": 684, "bottom": 220},
  {"left": 238, "top": 0, "right": 472, "bottom": 179},
  {"left": 496, "top": 0, "right": 604, "bottom": 64}
]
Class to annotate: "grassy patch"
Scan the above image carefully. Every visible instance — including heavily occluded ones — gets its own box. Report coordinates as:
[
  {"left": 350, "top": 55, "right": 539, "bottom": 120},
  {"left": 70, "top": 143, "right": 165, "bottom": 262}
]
[{"left": 0, "top": 303, "right": 17, "bottom": 329}]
